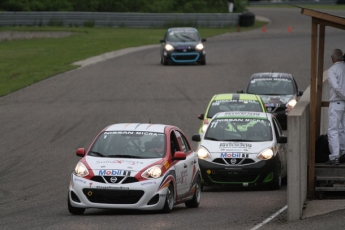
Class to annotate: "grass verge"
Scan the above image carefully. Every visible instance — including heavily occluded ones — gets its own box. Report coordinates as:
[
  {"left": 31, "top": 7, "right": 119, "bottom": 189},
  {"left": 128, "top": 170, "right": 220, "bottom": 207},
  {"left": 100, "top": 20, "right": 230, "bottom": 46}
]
[{"left": 0, "top": 21, "right": 266, "bottom": 98}]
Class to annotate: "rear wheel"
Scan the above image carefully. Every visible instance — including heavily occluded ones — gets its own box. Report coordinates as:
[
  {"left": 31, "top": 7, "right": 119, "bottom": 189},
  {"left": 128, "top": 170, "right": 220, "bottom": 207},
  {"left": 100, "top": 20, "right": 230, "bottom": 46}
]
[
  {"left": 161, "top": 184, "right": 174, "bottom": 213},
  {"left": 185, "top": 177, "right": 201, "bottom": 208},
  {"left": 68, "top": 193, "right": 85, "bottom": 215}
]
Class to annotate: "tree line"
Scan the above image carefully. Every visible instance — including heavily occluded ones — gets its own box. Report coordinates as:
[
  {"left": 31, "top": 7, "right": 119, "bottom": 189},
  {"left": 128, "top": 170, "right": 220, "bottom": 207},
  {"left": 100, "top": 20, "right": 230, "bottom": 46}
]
[{"left": 0, "top": 0, "right": 249, "bottom": 13}]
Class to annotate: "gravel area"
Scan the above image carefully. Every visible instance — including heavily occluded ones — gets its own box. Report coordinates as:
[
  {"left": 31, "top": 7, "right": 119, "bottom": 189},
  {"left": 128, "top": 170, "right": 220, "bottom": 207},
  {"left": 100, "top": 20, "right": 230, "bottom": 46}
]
[{"left": 0, "top": 31, "right": 74, "bottom": 41}]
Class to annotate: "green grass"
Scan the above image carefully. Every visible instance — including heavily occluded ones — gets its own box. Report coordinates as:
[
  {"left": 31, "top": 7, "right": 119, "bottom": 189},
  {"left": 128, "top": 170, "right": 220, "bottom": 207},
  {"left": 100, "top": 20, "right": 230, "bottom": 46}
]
[{"left": 0, "top": 21, "right": 266, "bottom": 97}]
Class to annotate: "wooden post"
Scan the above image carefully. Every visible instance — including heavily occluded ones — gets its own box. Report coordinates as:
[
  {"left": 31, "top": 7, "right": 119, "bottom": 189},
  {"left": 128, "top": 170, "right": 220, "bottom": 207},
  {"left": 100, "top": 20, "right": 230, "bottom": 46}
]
[{"left": 308, "top": 19, "right": 318, "bottom": 198}]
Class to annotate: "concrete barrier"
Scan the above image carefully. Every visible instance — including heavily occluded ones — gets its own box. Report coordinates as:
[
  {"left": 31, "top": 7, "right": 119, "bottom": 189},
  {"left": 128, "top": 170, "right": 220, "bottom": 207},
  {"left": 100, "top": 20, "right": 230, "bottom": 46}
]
[{"left": 287, "top": 71, "right": 329, "bottom": 221}]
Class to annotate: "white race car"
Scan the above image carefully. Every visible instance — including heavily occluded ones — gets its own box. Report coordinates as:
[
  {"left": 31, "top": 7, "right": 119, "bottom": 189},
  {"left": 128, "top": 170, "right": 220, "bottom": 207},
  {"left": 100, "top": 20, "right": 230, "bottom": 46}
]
[
  {"left": 192, "top": 111, "right": 287, "bottom": 190},
  {"left": 68, "top": 123, "right": 201, "bottom": 214}
]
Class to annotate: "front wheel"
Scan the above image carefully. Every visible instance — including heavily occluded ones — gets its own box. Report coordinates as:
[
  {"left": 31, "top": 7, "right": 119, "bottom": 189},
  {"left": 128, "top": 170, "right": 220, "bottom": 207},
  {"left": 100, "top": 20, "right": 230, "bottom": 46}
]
[
  {"left": 270, "top": 163, "right": 282, "bottom": 190},
  {"left": 161, "top": 56, "right": 169, "bottom": 66},
  {"left": 68, "top": 193, "right": 85, "bottom": 215},
  {"left": 199, "top": 59, "right": 206, "bottom": 65},
  {"left": 185, "top": 177, "right": 201, "bottom": 208},
  {"left": 161, "top": 184, "right": 174, "bottom": 213}
]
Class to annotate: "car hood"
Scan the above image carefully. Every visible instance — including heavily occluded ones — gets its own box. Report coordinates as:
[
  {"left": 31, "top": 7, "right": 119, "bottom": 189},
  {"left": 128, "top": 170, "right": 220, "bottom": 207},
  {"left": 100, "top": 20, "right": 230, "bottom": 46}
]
[
  {"left": 258, "top": 94, "right": 294, "bottom": 105},
  {"left": 84, "top": 156, "right": 161, "bottom": 175},
  {"left": 169, "top": 41, "right": 200, "bottom": 47},
  {"left": 201, "top": 140, "right": 273, "bottom": 154}
]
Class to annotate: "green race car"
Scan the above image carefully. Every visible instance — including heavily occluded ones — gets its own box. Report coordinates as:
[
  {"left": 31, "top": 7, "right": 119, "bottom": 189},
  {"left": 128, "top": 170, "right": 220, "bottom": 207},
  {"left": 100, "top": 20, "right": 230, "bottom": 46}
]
[{"left": 197, "top": 93, "right": 266, "bottom": 135}]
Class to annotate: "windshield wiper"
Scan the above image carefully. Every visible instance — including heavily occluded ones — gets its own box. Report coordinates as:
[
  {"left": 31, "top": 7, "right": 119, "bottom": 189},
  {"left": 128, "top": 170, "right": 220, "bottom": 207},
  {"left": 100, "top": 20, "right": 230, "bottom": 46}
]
[
  {"left": 107, "top": 155, "right": 141, "bottom": 158},
  {"left": 89, "top": 151, "right": 105, "bottom": 157}
]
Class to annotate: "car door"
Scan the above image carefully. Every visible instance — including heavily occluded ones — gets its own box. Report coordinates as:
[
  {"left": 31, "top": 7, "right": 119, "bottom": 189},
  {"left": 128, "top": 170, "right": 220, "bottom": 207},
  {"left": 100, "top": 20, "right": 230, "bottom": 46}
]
[
  {"left": 272, "top": 117, "right": 287, "bottom": 176},
  {"left": 174, "top": 130, "right": 196, "bottom": 198}
]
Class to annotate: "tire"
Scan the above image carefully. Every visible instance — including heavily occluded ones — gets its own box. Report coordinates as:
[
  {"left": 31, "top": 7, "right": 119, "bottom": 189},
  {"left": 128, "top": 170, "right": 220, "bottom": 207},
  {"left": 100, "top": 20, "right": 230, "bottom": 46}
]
[
  {"left": 68, "top": 193, "right": 85, "bottom": 215},
  {"left": 270, "top": 163, "right": 282, "bottom": 190},
  {"left": 161, "top": 56, "right": 169, "bottom": 66},
  {"left": 185, "top": 177, "right": 201, "bottom": 208},
  {"left": 199, "top": 59, "right": 206, "bottom": 65},
  {"left": 161, "top": 183, "right": 174, "bottom": 213}
]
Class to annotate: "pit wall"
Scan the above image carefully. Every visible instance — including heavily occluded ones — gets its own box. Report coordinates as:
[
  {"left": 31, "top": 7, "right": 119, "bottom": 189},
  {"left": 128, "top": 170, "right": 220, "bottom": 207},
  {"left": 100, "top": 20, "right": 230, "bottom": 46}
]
[{"left": 287, "top": 71, "right": 329, "bottom": 221}]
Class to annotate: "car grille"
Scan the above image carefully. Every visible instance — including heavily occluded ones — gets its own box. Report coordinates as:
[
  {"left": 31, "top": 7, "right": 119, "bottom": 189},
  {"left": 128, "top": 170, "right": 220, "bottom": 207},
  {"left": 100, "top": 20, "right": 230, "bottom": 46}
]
[
  {"left": 90, "top": 176, "right": 139, "bottom": 184},
  {"left": 213, "top": 158, "right": 255, "bottom": 165},
  {"left": 208, "top": 170, "right": 260, "bottom": 183},
  {"left": 83, "top": 189, "right": 144, "bottom": 204},
  {"left": 171, "top": 53, "right": 200, "bottom": 62}
]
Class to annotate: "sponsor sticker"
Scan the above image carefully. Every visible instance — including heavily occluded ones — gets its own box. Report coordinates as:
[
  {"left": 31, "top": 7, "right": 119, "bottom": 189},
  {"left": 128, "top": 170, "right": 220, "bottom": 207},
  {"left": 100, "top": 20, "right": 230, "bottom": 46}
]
[
  {"left": 141, "top": 181, "right": 157, "bottom": 186},
  {"left": 164, "top": 161, "right": 170, "bottom": 169},
  {"left": 220, "top": 153, "right": 248, "bottom": 158},
  {"left": 219, "top": 143, "right": 252, "bottom": 148},
  {"left": 96, "top": 186, "right": 129, "bottom": 190},
  {"left": 98, "top": 169, "right": 122, "bottom": 176}
]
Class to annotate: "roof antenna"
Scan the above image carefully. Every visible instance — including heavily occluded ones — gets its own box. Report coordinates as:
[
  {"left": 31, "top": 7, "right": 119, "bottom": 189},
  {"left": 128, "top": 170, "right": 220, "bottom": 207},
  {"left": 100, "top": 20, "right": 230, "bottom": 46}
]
[{"left": 149, "top": 118, "right": 151, "bottom": 124}]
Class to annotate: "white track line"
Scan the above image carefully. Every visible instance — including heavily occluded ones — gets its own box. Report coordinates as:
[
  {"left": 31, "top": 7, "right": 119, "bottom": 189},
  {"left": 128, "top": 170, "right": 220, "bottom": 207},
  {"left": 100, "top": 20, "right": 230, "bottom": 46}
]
[{"left": 250, "top": 205, "right": 288, "bottom": 230}]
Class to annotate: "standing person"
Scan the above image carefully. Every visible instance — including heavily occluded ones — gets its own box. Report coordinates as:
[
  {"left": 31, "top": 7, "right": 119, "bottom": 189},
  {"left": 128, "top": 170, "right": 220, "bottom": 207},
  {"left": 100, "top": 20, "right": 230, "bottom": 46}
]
[
  {"left": 228, "top": 0, "right": 234, "bottom": 13},
  {"left": 326, "top": 48, "right": 345, "bottom": 165}
]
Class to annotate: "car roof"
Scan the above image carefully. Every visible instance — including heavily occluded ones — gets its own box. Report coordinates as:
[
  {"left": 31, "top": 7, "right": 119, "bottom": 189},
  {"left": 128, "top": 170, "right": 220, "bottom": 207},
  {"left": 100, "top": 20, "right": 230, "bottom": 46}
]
[
  {"left": 250, "top": 72, "right": 293, "bottom": 79},
  {"left": 212, "top": 93, "right": 260, "bottom": 101},
  {"left": 212, "top": 111, "right": 271, "bottom": 120},
  {"left": 104, "top": 123, "right": 167, "bottom": 133}
]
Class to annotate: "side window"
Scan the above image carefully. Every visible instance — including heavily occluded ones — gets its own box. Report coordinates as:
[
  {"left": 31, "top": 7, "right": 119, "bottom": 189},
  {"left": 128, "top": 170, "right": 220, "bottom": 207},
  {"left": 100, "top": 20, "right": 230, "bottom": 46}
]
[
  {"left": 170, "top": 131, "right": 180, "bottom": 157},
  {"left": 272, "top": 117, "right": 282, "bottom": 138},
  {"left": 175, "top": 131, "right": 191, "bottom": 153}
]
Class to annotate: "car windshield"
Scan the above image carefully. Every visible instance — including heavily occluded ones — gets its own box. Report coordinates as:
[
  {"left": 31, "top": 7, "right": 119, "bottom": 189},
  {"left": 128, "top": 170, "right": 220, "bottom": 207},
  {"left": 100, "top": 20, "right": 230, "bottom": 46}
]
[
  {"left": 166, "top": 30, "right": 200, "bottom": 42},
  {"left": 206, "top": 100, "right": 263, "bottom": 118},
  {"left": 88, "top": 131, "right": 166, "bottom": 159},
  {"left": 205, "top": 118, "right": 273, "bottom": 142},
  {"left": 247, "top": 77, "right": 295, "bottom": 95}
]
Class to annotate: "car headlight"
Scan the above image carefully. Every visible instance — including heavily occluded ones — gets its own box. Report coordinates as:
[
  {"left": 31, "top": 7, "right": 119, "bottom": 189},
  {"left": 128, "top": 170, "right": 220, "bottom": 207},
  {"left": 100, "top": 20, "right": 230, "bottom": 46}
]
[
  {"left": 74, "top": 162, "right": 89, "bottom": 177},
  {"left": 165, "top": 44, "right": 174, "bottom": 51},
  {"left": 197, "top": 146, "right": 211, "bottom": 159},
  {"left": 286, "top": 99, "right": 297, "bottom": 109},
  {"left": 201, "top": 124, "right": 208, "bottom": 133},
  {"left": 142, "top": 165, "right": 162, "bottom": 179},
  {"left": 195, "top": 43, "right": 204, "bottom": 50},
  {"left": 257, "top": 148, "right": 274, "bottom": 160}
]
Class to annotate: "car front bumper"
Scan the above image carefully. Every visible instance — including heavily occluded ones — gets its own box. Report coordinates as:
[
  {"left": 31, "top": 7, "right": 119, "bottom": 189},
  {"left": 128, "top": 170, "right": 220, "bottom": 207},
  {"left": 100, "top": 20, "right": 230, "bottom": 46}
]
[
  {"left": 163, "top": 50, "right": 206, "bottom": 64},
  {"left": 68, "top": 174, "right": 169, "bottom": 210},
  {"left": 198, "top": 157, "right": 279, "bottom": 187}
]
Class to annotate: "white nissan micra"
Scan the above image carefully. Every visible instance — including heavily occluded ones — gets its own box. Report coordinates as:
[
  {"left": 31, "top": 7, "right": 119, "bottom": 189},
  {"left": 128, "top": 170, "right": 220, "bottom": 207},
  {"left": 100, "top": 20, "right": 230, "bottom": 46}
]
[
  {"left": 68, "top": 123, "right": 201, "bottom": 214},
  {"left": 192, "top": 111, "right": 287, "bottom": 190}
]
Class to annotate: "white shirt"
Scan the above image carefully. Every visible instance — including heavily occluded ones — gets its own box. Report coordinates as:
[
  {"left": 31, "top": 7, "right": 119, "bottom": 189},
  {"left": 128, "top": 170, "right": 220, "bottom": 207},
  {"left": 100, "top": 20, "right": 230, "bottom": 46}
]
[{"left": 327, "top": 61, "right": 345, "bottom": 102}]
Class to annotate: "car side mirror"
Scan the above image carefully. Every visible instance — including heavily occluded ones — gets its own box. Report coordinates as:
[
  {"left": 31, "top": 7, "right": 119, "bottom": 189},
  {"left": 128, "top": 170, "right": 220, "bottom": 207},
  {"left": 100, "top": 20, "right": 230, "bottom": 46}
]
[
  {"left": 76, "top": 148, "right": 86, "bottom": 157},
  {"left": 202, "top": 38, "right": 207, "bottom": 42},
  {"left": 160, "top": 39, "right": 165, "bottom": 43},
  {"left": 173, "top": 151, "right": 186, "bottom": 160},
  {"left": 277, "top": 136, "right": 287, "bottom": 144},
  {"left": 198, "top": 113, "right": 204, "bottom": 120},
  {"left": 298, "top": 91, "right": 303, "bottom": 96},
  {"left": 192, "top": 134, "right": 201, "bottom": 142},
  {"left": 237, "top": 90, "right": 244, "bottom": 93}
]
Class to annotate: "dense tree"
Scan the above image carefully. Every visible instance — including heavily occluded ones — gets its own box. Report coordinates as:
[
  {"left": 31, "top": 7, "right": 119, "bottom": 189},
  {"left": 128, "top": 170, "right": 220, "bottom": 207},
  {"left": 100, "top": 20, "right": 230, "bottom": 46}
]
[{"left": 0, "top": 0, "right": 238, "bottom": 13}]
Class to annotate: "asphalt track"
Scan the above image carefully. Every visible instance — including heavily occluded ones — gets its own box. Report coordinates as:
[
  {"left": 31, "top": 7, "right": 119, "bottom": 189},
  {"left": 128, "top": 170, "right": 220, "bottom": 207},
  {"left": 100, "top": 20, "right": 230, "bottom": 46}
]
[{"left": 1, "top": 7, "right": 345, "bottom": 230}]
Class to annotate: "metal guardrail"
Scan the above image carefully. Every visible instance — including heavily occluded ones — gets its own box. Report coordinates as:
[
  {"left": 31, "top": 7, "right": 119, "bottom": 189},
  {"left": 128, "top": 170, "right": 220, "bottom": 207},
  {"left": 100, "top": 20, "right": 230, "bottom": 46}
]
[{"left": 0, "top": 12, "right": 241, "bottom": 28}]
